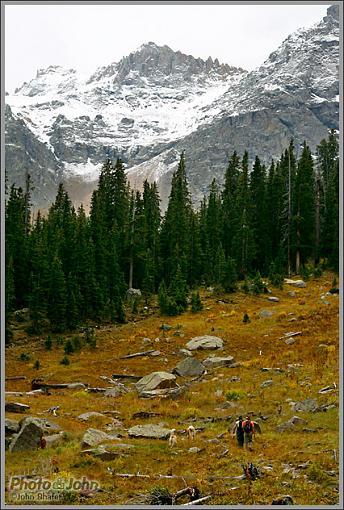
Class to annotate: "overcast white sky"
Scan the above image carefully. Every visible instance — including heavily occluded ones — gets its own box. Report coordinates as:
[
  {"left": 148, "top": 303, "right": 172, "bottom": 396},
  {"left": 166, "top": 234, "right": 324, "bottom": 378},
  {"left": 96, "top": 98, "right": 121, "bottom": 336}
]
[{"left": 5, "top": 3, "right": 330, "bottom": 93}]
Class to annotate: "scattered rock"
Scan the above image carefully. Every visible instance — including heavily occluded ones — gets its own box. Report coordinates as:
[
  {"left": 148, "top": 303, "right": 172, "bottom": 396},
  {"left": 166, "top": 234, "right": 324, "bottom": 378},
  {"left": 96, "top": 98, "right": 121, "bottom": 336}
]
[
  {"left": 272, "top": 495, "right": 294, "bottom": 505},
  {"left": 173, "top": 357, "right": 205, "bottom": 377},
  {"left": 268, "top": 297, "right": 280, "bottom": 302},
  {"left": 142, "top": 338, "right": 151, "bottom": 344},
  {"left": 202, "top": 356, "right": 235, "bottom": 368},
  {"left": 284, "top": 337, "right": 296, "bottom": 345},
  {"left": 81, "top": 446, "right": 119, "bottom": 461},
  {"left": 135, "top": 372, "right": 177, "bottom": 395},
  {"left": 78, "top": 412, "right": 107, "bottom": 421},
  {"left": 260, "top": 367, "right": 284, "bottom": 373},
  {"left": 44, "top": 432, "right": 65, "bottom": 447},
  {"left": 185, "top": 336, "right": 223, "bottom": 351},
  {"left": 188, "top": 447, "right": 203, "bottom": 453},
  {"left": 260, "top": 380, "right": 273, "bottom": 389},
  {"left": 5, "top": 392, "right": 24, "bottom": 397},
  {"left": 81, "top": 428, "right": 119, "bottom": 448},
  {"left": 128, "top": 424, "right": 171, "bottom": 439},
  {"left": 318, "top": 383, "right": 337, "bottom": 394},
  {"left": 19, "top": 416, "right": 61, "bottom": 435},
  {"left": 314, "top": 403, "right": 337, "bottom": 412},
  {"left": 230, "top": 376, "right": 241, "bottom": 382},
  {"left": 288, "top": 291, "right": 296, "bottom": 297},
  {"left": 179, "top": 349, "right": 193, "bottom": 357},
  {"left": 276, "top": 416, "right": 307, "bottom": 432},
  {"left": 302, "top": 428, "right": 318, "bottom": 433},
  {"left": 139, "top": 386, "right": 185, "bottom": 399},
  {"left": 9, "top": 421, "right": 42, "bottom": 452},
  {"left": 5, "top": 402, "right": 30, "bottom": 413},
  {"left": 5, "top": 418, "right": 20, "bottom": 435},
  {"left": 280, "top": 331, "right": 302, "bottom": 340},
  {"left": 290, "top": 399, "right": 318, "bottom": 412},
  {"left": 104, "top": 387, "right": 125, "bottom": 398},
  {"left": 259, "top": 310, "right": 274, "bottom": 318},
  {"left": 284, "top": 279, "right": 306, "bottom": 288}
]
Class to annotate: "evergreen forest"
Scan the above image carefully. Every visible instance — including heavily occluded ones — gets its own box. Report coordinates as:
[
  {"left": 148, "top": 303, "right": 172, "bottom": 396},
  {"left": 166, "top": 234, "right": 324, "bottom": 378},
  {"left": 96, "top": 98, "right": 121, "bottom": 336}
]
[{"left": 5, "top": 131, "right": 339, "bottom": 338}]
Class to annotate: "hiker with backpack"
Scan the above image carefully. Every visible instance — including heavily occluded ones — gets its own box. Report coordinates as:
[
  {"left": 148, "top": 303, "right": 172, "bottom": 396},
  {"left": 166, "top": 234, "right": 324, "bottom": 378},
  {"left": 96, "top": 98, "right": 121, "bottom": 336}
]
[
  {"left": 242, "top": 416, "right": 255, "bottom": 450},
  {"left": 232, "top": 415, "right": 244, "bottom": 448}
]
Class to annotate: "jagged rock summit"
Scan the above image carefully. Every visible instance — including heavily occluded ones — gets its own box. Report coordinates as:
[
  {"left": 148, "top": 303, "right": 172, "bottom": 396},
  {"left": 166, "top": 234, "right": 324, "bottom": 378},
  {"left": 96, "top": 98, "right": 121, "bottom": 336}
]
[{"left": 5, "top": 6, "right": 339, "bottom": 210}]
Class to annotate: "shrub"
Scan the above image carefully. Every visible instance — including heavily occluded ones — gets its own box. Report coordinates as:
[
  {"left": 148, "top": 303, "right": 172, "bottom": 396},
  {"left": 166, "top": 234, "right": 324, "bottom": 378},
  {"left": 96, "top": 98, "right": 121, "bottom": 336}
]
[
  {"left": 19, "top": 352, "right": 31, "bottom": 361},
  {"left": 243, "top": 313, "right": 250, "bottom": 323},
  {"left": 251, "top": 271, "right": 265, "bottom": 294},
  {"left": 60, "top": 356, "right": 70, "bottom": 366},
  {"left": 44, "top": 335, "right": 52, "bottom": 350},
  {"left": 226, "top": 390, "right": 244, "bottom": 401},
  {"left": 84, "top": 327, "right": 96, "bottom": 349},
  {"left": 191, "top": 291, "right": 203, "bottom": 313},
  {"left": 241, "top": 280, "right": 250, "bottom": 294},
  {"left": 33, "top": 360, "right": 40, "bottom": 370},
  {"left": 71, "top": 336, "right": 82, "bottom": 352},
  {"left": 64, "top": 339, "right": 74, "bottom": 355}
]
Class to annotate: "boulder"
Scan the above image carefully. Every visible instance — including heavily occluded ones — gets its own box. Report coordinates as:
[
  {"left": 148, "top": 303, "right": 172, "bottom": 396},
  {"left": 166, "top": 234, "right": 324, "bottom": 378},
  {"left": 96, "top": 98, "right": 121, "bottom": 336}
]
[
  {"left": 139, "top": 386, "right": 185, "bottom": 399},
  {"left": 259, "top": 310, "right": 274, "bottom": 318},
  {"left": 202, "top": 356, "right": 235, "bottom": 368},
  {"left": 9, "top": 421, "right": 42, "bottom": 452},
  {"left": 179, "top": 349, "right": 193, "bottom": 357},
  {"left": 80, "top": 446, "right": 119, "bottom": 461},
  {"left": 5, "top": 402, "right": 30, "bottom": 413},
  {"left": 104, "top": 387, "right": 125, "bottom": 398},
  {"left": 128, "top": 424, "right": 171, "bottom": 439},
  {"left": 19, "top": 416, "right": 61, "bottom": 435},
  {"left": 77, "top": 412, "right": 107, "bottom": 421},
  {"left": 44, "top": 432, "right": 65, "bottom": 447},
  {"left": 284, "top": 279, "right": 306, "bottom": 288},
  {"left": 268, "top": 297, "right": 280, "bottom": 302},
  {"left": 260, "top": 380, "right": 273, "bottom": 388},
  {"left": 135, "top": 372, "right": 177, "bottom": 395},
  {"left": 188, "top": 447, "right": 203, "bottom": 453},
  {"left": 290, "top": 399, "right": 318, "bottom": 412},
  {"left": 186, "top": 336, "right": 223, "bottom": 351},
  {"left": 276, "top": 416, "right": 307, "bottom": 432},
  {"left": 173, "top": 357, "right": 205, "bottom": 377},
  {"left": 81, "top": 428, "right": 119, "bottom": 448},
  {"left": 272, "top": 495, "right": 294, "bottom": 505},
  {"left": 5, "top": 418, "right": 20, "bottom": 436}
]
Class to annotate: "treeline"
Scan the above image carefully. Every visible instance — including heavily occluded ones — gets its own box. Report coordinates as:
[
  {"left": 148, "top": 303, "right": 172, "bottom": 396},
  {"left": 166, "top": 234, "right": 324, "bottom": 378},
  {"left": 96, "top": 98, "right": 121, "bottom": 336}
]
[{"left": 5, "top": 131, "right": 339, "bottom": 336}]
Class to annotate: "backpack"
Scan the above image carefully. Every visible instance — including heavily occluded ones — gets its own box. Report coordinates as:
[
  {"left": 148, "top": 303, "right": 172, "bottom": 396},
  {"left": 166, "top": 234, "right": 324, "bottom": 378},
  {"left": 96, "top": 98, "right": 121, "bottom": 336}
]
[{"left": 243, "top": 420, "right": 253, "bottom": 433}]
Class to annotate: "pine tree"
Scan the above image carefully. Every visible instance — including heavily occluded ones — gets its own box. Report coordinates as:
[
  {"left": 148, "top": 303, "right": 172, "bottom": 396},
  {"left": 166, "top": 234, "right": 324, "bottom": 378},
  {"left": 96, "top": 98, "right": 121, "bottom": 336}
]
[
  {"left": 250, "top": 156, "right": 268, "bottom": 272},
  {"left": 294, "top": 142, "right": 315, "bottom": 272},
  {"left": 160, "top": 152, "right": 193, "bottom": 285},
  {"left": 222, "top": 151, "right": 240, "bottom": 257},
  {"left": 231, "top": 151, "right": 256, "bottom": 276},
  {"left": 47, "top": 256, "right": 67, "bottom": 332}
]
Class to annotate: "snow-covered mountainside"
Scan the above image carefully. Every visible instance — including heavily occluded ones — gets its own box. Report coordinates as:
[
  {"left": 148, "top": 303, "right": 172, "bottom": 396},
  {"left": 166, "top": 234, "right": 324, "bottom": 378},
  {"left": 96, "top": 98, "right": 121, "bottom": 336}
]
[{"left": 5, "top": 5, "right": 339, "bottom": 210}]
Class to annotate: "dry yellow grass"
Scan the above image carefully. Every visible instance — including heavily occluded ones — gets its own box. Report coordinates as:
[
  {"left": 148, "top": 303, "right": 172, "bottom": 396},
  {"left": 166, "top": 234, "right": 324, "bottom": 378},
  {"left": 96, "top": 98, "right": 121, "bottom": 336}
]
[{"left": 5, "top": 272, "right": 340, "bottom": 505}]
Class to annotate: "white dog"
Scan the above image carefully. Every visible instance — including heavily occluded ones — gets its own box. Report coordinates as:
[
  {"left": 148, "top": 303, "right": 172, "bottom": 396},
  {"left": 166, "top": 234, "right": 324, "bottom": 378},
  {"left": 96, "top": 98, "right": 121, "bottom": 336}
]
[
  {"left": 187, "top": 425, "right": 196, "bottom": 440},
  {"left": 169, "top": 428, "right": 178, "bottom": 448}
]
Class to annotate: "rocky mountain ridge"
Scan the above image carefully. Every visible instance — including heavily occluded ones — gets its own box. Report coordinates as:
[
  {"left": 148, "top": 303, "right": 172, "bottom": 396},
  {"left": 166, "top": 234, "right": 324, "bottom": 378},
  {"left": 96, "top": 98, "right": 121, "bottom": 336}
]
[{"left": 5, "top": 5, "right": 339, "bottom": 210}]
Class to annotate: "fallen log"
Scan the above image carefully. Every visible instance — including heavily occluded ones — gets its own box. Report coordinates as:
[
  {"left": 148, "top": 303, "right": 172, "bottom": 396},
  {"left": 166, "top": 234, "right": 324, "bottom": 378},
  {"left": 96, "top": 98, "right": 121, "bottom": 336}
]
[
  {"left": 120, "top": 350, "right": 156, "bottom": 359},
  {"left": 112, "top": 374, "right": 142, "bottom": 381},
  {"left": 182, "top": 495, "right": 212, "bottom": 505}
]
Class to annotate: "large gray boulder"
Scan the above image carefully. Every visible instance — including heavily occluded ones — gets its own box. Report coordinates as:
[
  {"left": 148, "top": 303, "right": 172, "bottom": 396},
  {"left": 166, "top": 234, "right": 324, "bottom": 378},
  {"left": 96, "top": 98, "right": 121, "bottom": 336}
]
[
  {"left": 173, "top": 357, "right": 205, "bottom": 377},
  {"left": 9, "top": 421, "right": 42, "bottom": 452},
  {"left": 202, "top": 356, "right": 235, "bottom": 368},
  {"left": 290, "top": 399, "right": 318, "bottom": 412},
  {"left": 77, "top": 412, "right": 107, "bottom": 421},
  {"left": 81, "top": 446, "right": 119, "bottom": 461},
  {"left": 284, "top": 279, "right": 306, "bottom": 288},
  {"left": 5, "top": 418, "right": 20, "bottom": 436},
  {"left": 128, "top": 424, "right": 171, "bottom": 439},
  {"left": 135, "top": 372, "right": 177, "bottom": 395},
  {"left": 81, "top": 428, "right": 119, "bottom": 448},
  {"left": 19, "top": 416, "right": 61, "bottom": 435},
  {"left": 185, "top": 336, "right": 223, "bottom": 351},
  {"left": 45, "top": 432, "right": 65, "bottom": 448}
]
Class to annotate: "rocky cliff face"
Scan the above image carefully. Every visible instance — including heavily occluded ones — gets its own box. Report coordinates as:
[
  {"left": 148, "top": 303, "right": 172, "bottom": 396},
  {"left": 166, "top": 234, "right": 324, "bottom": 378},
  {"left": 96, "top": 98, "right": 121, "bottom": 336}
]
[{"left": 5, "top": 6, "right": 339, "bottom": 210}]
